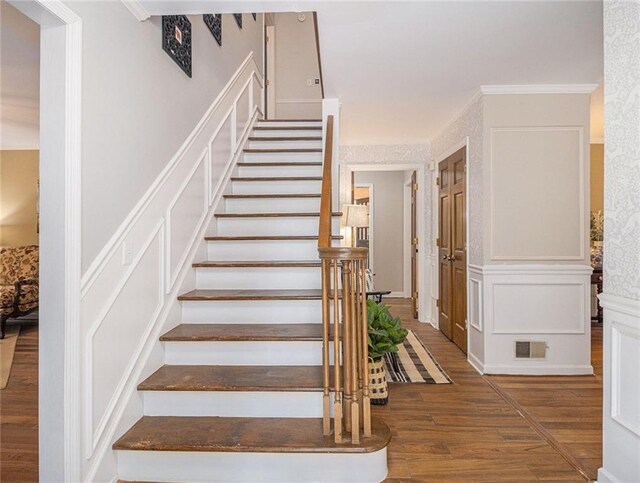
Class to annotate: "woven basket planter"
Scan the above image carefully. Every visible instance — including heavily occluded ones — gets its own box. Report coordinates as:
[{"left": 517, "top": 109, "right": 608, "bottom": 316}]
[{"left": 369, "top": 357, "right": 388, "bottom": 405}]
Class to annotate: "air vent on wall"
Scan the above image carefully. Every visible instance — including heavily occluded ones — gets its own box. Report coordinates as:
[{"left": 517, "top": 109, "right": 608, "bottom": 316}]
[{"left": 515, "top": 341, "right": 547, "bottom": 359}]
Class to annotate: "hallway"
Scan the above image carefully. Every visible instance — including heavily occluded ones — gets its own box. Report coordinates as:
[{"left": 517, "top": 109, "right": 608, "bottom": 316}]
[{"left": 380, "top": 298, "right": 602, "bottom": 482}]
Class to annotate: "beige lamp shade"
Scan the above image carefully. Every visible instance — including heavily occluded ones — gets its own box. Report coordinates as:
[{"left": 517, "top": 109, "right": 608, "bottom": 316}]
[{"left": 342, "top": 204, "right": 369, "bottom": 228}]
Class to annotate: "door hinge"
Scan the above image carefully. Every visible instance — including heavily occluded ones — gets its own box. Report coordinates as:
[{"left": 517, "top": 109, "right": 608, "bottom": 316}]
[
  {"left": 265, "top": 79, "right": 270, "bottom": 87},
  {"left": 412, "top": 182, "right": 418, "bottom": 191},
  {"left": 265, "top": 35, "right": 270, "bottom": 43},
  {"left": 436, "top": 298, "right": 439, "bottom": 308},
  {"left": 412, "top": 237, "right": 418, "bottom": 245},
  {"left": 436, "top": 238, "right": 440, "bottom": 247},
  {"left": 436, "top": 177, "right": 440, "bottom": 186},
  {"left": 413, "top": 292, "right": 418, "bottom": 300}
]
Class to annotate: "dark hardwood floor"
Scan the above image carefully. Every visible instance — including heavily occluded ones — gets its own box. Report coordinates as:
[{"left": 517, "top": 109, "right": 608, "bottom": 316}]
[
  {"left": 0, "top": 302, "right": 603, "bottom": 482},
  {"left": 0, "top": 321, "right": 38, "bottom": 483}
]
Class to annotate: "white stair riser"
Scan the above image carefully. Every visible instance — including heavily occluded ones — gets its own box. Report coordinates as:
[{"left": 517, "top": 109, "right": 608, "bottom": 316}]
[
  {"left": 217, "top": 217, "right": 339, "bottom": 236},
  {"left": 237, "top": 165, "right": 322, "bottom": 178},
  {"left": 181, "top": 299, "right": 324, "bottom": 323},
  {"left": 195, "top": 266, "right": 321, "bottom": 290},
  {"left": 251, "top": 128, "right": 322, "bottom": 138},
  {"left": 207, "top": 239, "right": 320, "bottom": 261},
  {"left": 163, "top": 340, "right": 336, "bottom": 365},
  {"left": 255, "top": 121, "right": 322, "bottom": 128},
  {"left": 117, "top": 449, "right": 388, "bottom": 483},
  {"left": 248, "top": 140, "right": 322, "bottom": 149},
  {"left": 225, "top": 197, "right": 321, "bottom": 214},
  {"left": 142, "top": 391, "right": 334, "bottom": 418},
  {"left": 232, "top": 179, "right": 321, "bottom": 195},
  {"left": 242, "top": 151, "right": 322, "bottom": 163}
]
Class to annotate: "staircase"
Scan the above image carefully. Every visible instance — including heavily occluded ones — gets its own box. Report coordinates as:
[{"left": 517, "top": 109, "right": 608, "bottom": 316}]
[{"left": 113, "top": 119, "right": 390, "bottom": 482}]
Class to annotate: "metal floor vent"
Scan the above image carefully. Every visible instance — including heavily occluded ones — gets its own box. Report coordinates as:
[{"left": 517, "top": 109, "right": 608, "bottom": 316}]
[{"left": 515, "top": 340, "right": 547, "bottom": 359}]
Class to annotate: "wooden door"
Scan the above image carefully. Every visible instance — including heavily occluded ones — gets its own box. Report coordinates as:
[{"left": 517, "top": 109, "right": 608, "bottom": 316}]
[
  {"left": 438, "top": 148, "right": 467, "bottom": 353},
  {"left": 410, "top": 171, "right": 418, "bottom": 319}
]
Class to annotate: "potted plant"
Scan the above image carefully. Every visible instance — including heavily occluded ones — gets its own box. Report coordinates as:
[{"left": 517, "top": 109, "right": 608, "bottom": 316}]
[
  {"left": 590, "top": 210, "right": 604, "bottom": 268},
  {"left": 367, "top": 299, "right": 408, "bottom": 405}
]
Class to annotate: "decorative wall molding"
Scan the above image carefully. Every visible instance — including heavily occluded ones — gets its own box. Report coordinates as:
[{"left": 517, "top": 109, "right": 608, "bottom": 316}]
[
  {"left": 81, "top": 52, "right": 259, "bottom": 293},
  {"left": 489, "top": 126, "right": 586, "bottom": 261},
  {"left": 81, "top": 55, "right": 263, "bottom": 480},
  {"left": 120, "top": 0, "right": 151, "bottom": 21},
  {"left": 480, "top": 84, "right": 598, "bottom": 95},
  {"left": 276, "top": 98, "right": 323, "bottom": 104},
  {"left": 469, "top": 278, "right": 483, "bottom": 331}
]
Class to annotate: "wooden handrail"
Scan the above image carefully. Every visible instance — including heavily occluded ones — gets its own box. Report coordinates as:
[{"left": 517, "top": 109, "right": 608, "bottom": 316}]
[
  {"left": 312, "top": 12, "right": 325, "bottom": 99},
  {"left": 318, "top": 115, "right": 334, "bottom": 248}
]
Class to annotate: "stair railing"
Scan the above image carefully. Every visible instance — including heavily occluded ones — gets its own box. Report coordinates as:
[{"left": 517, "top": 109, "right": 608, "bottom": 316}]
[{"left": 318, "top": 115, "right": 371, "bottom": 444}]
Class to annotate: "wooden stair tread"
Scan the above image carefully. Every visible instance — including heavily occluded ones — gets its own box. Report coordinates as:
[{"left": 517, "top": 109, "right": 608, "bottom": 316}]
[
  {"left": 230, "top": 176, "right": 322, "bottom": 181},
  {"left": 253, "top": 126, "right": 321, "bottom": 131},
  {"left": 178, "top": 289, "right": 330, "bottom": 301},
  {"left": 193, "top": 260, "right": 321, "bottom": 268},
  {"left": 243, "top": 148, "right": 322, "bottom": 153},
  {"left": 205, "top": 235, "right": 343, "bottom": 241},
  {"left": 223, "top": 193, "right": 321, "bottom": 199},
  {"left": 215, "top": 212, "right": 340, "bottom": 218},
  {"left": 138, "top": 365, "right": 327, "bottom": 392},
  {"left": 161, "top": 323, "right": 333, "bottom": 342},
  {"left": 258, "top": 119, "right": 322, "bottom": 122},
  {"left": 113, "top": 416, "right": 390, "bottom": 453},
  {"left": 247, "top": 136, "right": 322, "bottom": 141},
  {"left": 237, "top": 161, "right": 322, "bottom": 167}
]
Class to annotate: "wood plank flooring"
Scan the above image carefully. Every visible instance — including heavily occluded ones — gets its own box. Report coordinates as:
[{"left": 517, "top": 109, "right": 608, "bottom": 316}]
[
  {"left": 0, "top": 301, "right": 603, "bottom": 482},
  {"left": 380, "top": 298, "right": 601, "bottom": 482}
]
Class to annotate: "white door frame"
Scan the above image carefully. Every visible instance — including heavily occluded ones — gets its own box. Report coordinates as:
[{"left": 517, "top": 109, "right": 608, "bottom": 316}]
[
  {"left": 8, "top": 1, "right": 82, "bottom": 480},
  {"left": 343, "top": 163, "right": 428, "bottom": 323},
  {"left": 265, "top": 25, "right": 276, "bottom": 118},
  {"left": 354, "top": 182, "right": 374, "bottom": 275}
]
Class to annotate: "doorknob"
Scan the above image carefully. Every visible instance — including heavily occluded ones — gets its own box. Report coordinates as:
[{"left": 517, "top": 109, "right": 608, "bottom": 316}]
[
  {"left": 450, "top": 255, "right": 456, "bottom": 261},
  {"left": 442, "top": 255, "right": 448, "bottom": 260}
]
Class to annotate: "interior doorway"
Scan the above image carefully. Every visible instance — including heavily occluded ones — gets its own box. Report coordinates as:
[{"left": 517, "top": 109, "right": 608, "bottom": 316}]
[{"left": 437, "top": 147, "right": 467, "bottom": 353}]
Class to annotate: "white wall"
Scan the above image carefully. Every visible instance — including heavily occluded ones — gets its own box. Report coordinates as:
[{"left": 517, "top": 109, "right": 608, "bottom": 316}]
[
  {"left": 65, "top": 2, "right": 264, "bottom": 272},
  {"left": 0, "top": 2, "right": 40, "bottom": 150},
  {"left": 273, "top": 12, "right": 322, "bottom": 119},
  {"left": 599, "top": 2, "right": 640, "bottom": 481},
  {"left": 354, "top": 170, "right": 405, "bottom": 294}
]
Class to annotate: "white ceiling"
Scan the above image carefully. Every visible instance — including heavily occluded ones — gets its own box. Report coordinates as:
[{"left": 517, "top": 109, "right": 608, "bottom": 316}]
[
  {"left": 138, "top": 0, "right": 604, "bottom": 145},
  {"left": 0, "top": 1, "right": 40, "bottom": 150}
]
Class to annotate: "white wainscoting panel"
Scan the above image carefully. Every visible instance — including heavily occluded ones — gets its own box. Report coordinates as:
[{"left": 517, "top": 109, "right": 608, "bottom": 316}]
[
  {"left": 80, "top": 53, "right": 264, "bottom": 481},
  {"left": 477, "top": 264, "right": 592, "bottom": 375},
  {"left": 599, "top": 294, "right": 640, "bottom": 483}
]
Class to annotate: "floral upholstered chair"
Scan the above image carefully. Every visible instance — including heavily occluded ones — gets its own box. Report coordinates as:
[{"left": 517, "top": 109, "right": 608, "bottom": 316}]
[{"left": 0, "top": 245, "right": 39, "bottom": 339}]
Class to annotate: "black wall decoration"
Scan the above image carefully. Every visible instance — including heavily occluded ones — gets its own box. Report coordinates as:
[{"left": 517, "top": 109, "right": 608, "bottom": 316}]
[
  {"left": 162, "top": 15, "right": 192, "bottom": 77},
  {"left": 252, "top": 13, "right": 257, "bottom": 21},
  {"left": 203, "top": 14, "right": 222, "bottom": 46},
  {"left": 233, "top": 13, "right": 242, "bottom": 29}
]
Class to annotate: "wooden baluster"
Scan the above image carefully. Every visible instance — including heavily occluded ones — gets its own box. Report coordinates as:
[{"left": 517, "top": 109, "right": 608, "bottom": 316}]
[
  {"left": 361, "top": 263, "right": 371, "bottom": 437},
  {"left": 321, "top": 259, "right": 331, "bottom": 436},
  {"left": 350, "top": 259, "right": 360, "bottom": 444},
  {"left": 332, "top": 259, "right": 342, "bottom": 442},
  {"left": 341, "top": 260, "right": 353, "bottom": 433},
  {"left": 354, "top": 260, "right": 364, "bottom": 428}
]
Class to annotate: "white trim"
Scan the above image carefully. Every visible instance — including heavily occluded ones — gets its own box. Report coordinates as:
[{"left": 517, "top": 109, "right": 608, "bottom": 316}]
[
  {"left": 481, "top": 84, "right": 598, "bottom": 95},
  {"left": 489, "top": 126, "right": 586, "bottom": 261},
  {"left": 467, "top": 352, "right": 484, "bottom": 375},
  {"left": 483, "top": 364, "right": 594, "bottom": 375},
  {"left": 120, "top": 0, "right": 151, "bottom": 21},
  {"left": 481, "top": 264, "right": 593, "bottom": 275},
  {"left": 354, "top": 182, "right": 374, "bottom": 275},
  {"left": 469, "top": 278, "right": 483, "bottom": 331},
  {"left": 599, "top": 293, "right": 640, "bottom": 317},
  {"left": 597, "top": 467, "right": 623, "bottom": 483},
  {"left": 81, "top": 52, "right": 256, "bottom": 293},
  {"left": 342, "top": 162, "right": 428, "bottom": 323},
  {"left": 610, "top": 319, "right": 640, "bottom": 437}
]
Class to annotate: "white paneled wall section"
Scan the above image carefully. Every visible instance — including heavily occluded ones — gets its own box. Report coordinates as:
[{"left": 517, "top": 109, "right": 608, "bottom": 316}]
[{"left": 79, "top": 53, "right": 264, "bottom": 481}]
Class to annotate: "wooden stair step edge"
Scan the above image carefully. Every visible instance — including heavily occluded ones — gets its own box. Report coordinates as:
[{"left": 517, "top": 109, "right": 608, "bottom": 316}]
[
  {"left": 205, "top": 235, "right": 343, "bottom": 241},
  {"left": 230, "top": 176, "right": 322, "bottom": 181},
  {"left": 138, "top": 365, "right": 328, "bottom": 392},
  {"left": 215, "top": 212, "right": 341, "bottom": 218},
  {"left": 247, "top": 136, "right": 322, "bottom": 141},
  {"left": 160, "top": 323, "right": 335, "bottom": 342},
  {"left": 177, "top": 289, "right": 328, "bottom": 301},
  {"left": 193, "top": 260, "right": 322, "bottom": 268},
  {"left": 112, "top": 416, "right": 391, "bottom": 453},
  {"left": 237, "top": 161, "right": 322, "bottom": 167},
  {"left": 243, "top": 148, "right": 322, "bottom": 153}
]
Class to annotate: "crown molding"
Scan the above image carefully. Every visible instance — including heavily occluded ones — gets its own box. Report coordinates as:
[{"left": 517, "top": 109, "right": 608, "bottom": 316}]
[
  {"left": 121, "top": 0, "right": 151, "bottom": 21},
  {"left": 480, "top": 84, "right": 599, "bottom": 95}
]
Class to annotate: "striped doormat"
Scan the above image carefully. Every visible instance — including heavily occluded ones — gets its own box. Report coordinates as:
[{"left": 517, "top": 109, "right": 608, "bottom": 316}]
[{"left": 384, "top": 330, "right": 452, "bottom": 384}]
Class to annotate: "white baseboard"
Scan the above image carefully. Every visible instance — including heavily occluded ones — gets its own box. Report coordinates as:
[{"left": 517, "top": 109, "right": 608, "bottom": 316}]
[
  {"left": 467, "top": 352, "right": 484, "bottom": 375},
  {"left": 482, "top": 364, "right": 594, "bottom": 375},
  {"left": 597, "top": 467, "right": 622, "bottom": 483}
]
